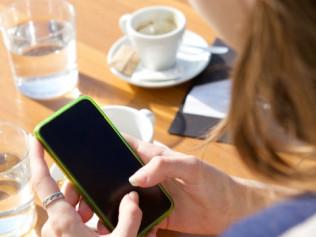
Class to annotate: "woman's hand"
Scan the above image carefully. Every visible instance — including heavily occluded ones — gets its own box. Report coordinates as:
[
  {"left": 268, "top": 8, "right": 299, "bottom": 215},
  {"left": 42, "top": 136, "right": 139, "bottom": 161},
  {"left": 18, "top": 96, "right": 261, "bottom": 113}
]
[
  {"left": 125, "top": 135, "right": 239, "bottom": 235},
  {"left": 30, "top": 137, "right": 142, "bottom": 237},
  {"left": 125, "top": 135, "right": 257, "bottom": 235}
]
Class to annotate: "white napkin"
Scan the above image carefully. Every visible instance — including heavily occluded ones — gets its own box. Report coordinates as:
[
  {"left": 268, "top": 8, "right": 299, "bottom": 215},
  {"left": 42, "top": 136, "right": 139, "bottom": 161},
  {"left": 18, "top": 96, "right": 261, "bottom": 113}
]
[{"left": 182, "top": 79, "right": 231, "bottom": 118}]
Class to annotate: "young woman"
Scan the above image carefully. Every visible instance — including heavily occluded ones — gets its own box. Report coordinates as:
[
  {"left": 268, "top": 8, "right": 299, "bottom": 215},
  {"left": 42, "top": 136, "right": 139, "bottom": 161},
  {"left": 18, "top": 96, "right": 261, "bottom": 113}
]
[{"left": 30, "top": 0, "right": 316, "bottom": 236}]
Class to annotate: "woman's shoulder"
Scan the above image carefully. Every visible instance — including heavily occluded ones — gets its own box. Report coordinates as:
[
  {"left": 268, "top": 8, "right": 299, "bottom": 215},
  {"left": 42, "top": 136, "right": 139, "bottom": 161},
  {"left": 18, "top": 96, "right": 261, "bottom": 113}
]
[{"left": 221, "top": 193, "right": 316, "bottom": 237}]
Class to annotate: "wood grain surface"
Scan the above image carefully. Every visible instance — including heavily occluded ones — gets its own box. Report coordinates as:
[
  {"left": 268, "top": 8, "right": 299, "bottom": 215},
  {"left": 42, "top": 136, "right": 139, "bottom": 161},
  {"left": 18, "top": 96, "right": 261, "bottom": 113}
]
[{"left": 0, "top": 1, "right": 255, "bottom": 236}]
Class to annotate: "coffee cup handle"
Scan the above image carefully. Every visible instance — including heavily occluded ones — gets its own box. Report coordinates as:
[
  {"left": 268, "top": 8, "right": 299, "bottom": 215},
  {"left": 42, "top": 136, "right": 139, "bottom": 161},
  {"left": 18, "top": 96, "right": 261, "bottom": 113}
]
[
  {"left": 139, "top": 109, "right": 155, "bottom": 126},
  {"left": 119, "top": 14, "right": 131, "bottom": 34}
]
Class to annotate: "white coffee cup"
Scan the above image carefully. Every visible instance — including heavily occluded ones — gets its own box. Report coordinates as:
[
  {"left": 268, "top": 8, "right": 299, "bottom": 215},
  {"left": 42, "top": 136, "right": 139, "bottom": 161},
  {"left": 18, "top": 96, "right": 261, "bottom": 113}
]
[
  {"left": 102, "top": 105, "right": 155, "bottom": 142},
  {"left": 119, "top": 6, "right": 186, "bottom": 71}
]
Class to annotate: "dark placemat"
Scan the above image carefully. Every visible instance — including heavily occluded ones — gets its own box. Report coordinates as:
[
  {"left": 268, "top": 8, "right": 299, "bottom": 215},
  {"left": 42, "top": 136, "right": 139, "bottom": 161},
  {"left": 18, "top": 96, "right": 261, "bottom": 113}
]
[{"left": 168, "top": 39, "right": 235, "bottom": 140}]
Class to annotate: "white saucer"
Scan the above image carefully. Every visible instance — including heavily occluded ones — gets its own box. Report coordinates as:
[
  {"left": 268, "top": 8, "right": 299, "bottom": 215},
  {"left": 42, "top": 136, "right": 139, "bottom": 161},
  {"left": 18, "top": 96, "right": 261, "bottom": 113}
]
[{"left": 107, "top": 30, "right": 211, "bottom": 88}]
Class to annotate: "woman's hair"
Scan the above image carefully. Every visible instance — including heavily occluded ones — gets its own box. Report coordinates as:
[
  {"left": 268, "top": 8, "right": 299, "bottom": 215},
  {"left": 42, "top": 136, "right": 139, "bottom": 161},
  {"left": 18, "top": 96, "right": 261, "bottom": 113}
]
[{"left": 223, "top": 0, "right": 316, "bottom": 187}]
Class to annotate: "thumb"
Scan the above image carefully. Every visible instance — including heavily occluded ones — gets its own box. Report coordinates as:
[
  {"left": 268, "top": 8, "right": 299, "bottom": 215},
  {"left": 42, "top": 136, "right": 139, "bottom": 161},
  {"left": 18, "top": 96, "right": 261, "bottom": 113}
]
[
  {"left": 129, "top": 155, "right": 200, "bottom": 187},
  {"left": 112, "top": 191, "right": 142, "bottom": 237}
]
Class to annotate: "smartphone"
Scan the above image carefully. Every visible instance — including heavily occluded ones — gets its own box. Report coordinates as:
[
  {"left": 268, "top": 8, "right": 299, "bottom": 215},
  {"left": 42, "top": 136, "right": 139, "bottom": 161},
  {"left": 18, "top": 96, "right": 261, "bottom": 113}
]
[{"left": 34, "top": 96, "right": 173, "bottom": 236}]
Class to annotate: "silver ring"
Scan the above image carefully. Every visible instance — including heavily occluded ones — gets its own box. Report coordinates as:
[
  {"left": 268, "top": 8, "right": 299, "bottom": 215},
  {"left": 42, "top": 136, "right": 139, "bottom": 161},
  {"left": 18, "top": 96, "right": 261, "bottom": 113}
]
[{"left": 42, "top": 191, "right": 65, "bottom": 209}]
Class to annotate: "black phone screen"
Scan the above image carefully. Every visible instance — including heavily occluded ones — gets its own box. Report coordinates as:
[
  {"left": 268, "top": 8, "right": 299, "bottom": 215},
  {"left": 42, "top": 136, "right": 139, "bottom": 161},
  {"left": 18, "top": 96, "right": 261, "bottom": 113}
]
[{"left": 38, "top": 99, "right": 172, "bottom": 233}]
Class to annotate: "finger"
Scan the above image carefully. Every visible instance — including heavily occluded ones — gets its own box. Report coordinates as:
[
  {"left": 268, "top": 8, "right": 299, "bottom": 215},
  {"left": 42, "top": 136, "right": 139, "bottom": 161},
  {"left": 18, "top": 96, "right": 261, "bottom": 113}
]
[
  {"left": 129, "top": 155, "right": 200, "bottom": 187},
  {"left": 146, "top": 226, "right": 159, "bottom": 237},
  {"left": 97, "top": 220, "right": 110, "bottom": 235},
  {"left": 112, "top": 191, "right": 142, "bottom": 237},
  {"left": 78, "top": 199, "right": 94, "bottom": 223},
  {"left": 30, "top": 137, "right": 60, "bottom": 200},
  {"left": 123, "top": 134, "right": 170, "bottom": 163},
  {"left": 41, "top": 222, "right": 52, "bottom": 237},
  {"left": 30, "top": 137, "right": 70, "bottom": 214},
  {"left": 62, "top": 181, "right": 80, "bottom": 207}
]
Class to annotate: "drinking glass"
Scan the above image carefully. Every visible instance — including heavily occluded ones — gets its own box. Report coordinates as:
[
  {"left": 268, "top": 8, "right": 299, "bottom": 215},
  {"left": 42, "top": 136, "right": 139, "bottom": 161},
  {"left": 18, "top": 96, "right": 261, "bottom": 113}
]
[
  {"left": 1, "top": 0, "right": 78, "bottom": 100},
  {"left": 0, "top": 122, "right": 36, "bottom": 236}
]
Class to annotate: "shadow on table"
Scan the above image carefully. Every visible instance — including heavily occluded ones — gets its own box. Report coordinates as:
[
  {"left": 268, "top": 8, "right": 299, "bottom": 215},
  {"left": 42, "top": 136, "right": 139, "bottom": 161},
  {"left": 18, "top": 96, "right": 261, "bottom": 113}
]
[
  {"left": 36, "top": 71, "right": 191, "bottom": 111},
  {"left": 36, "top": 73, "right": 131, "bottom": 111},
  {"left": 78, "top": 73, "right": 132, "bottom": 99},
  {"left": 127, "top": 82, "right": 191, "bottom": 108}
]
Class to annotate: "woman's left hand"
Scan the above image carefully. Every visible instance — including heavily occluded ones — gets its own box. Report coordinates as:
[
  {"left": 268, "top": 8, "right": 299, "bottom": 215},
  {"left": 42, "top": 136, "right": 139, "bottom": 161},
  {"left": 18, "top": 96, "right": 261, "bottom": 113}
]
[{"left": 30, "top": 137, "right": 142, "bottom": 237}]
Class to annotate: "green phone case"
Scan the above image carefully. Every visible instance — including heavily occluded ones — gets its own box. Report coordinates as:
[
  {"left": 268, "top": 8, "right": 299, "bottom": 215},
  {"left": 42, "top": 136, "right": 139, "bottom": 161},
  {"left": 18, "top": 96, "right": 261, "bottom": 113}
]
[{"left": 34, "top": 95, "right": 174, "bottom": 237}]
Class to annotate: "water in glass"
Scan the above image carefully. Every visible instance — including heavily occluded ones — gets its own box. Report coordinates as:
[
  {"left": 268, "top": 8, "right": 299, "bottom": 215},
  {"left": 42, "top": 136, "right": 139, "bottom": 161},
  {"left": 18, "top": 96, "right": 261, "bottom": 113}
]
[{"left": 6, "top": 20, "right": 78, "bottom": 100}]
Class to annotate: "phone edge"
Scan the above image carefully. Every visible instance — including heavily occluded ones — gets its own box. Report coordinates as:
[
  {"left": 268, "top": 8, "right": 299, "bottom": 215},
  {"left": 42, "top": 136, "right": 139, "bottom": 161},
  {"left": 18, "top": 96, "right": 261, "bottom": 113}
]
[{"left": 33, "top": 96, "right": 115, "bottom": 231}]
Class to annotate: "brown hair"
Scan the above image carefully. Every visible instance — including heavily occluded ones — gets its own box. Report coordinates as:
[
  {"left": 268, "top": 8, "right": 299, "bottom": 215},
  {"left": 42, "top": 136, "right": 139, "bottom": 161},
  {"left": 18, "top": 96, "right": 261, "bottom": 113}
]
[{"left": 222, "top": 0, "right": 316, "bottom": 187}]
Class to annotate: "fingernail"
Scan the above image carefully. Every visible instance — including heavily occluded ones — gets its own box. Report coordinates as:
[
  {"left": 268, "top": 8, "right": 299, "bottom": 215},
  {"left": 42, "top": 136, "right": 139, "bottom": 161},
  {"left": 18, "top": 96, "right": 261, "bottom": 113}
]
[
  {"left": 129, "top": 169, "right": 146, "bottom": 186},
  {"left": 128, "top": 191, "right": 139, "bottom": 203},
  {"left": 128, "top": 174, "right": 141, "bottom": 186}
]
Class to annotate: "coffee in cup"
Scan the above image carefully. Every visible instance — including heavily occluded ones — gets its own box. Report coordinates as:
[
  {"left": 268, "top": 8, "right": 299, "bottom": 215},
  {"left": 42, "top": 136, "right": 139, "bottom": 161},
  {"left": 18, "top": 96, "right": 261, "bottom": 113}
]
[{"left": 136, "top": 15, "right": 177, "bottom": 35}]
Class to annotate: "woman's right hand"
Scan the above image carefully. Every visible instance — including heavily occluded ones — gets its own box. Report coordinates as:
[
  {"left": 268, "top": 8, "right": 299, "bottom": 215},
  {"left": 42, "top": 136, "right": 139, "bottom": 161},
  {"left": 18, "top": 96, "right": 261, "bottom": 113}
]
[{"left": 125, "top": 135, "right": 246, "bottom": 235}]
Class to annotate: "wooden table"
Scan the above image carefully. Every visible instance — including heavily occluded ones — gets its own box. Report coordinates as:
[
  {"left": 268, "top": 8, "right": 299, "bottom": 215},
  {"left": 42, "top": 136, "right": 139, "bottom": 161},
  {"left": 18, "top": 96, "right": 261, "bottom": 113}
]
[{"left": 0, "top": 0, "right": 255, "bottom": 236}]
